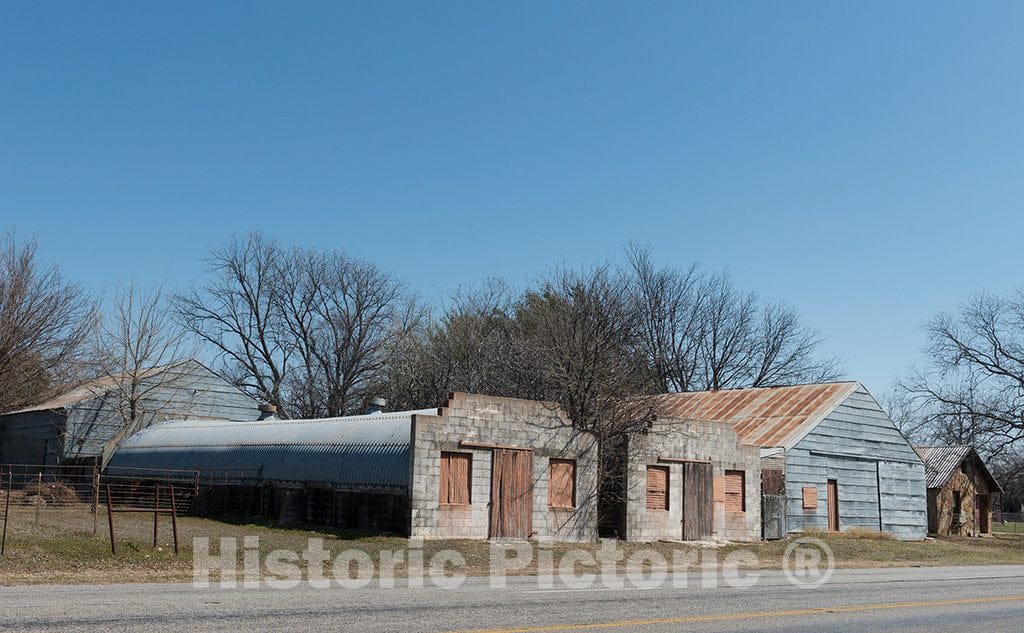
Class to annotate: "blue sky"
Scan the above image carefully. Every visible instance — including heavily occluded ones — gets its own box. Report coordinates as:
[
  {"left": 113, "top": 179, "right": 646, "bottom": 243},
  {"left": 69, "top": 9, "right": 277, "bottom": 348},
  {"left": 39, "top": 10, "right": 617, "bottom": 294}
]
[{"left": 2, "top": 2, "right": 1023, "bottom": 396}]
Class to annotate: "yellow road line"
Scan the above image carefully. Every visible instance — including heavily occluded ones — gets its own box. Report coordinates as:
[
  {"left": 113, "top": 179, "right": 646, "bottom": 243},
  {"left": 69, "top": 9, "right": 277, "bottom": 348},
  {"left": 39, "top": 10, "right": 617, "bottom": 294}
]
[{"left": 444, "top": 594, "right": 1024, "bottom": 633}]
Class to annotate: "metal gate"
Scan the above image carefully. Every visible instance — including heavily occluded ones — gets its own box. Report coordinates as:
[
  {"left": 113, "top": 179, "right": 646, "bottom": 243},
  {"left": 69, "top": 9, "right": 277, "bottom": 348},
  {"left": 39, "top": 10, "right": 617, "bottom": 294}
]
[
  {"left": 761, "top": 493, "right": 787, "bottom": 540},
  {"left": 489, "top": 449, "right": 533, "bottom": 539},
  {"left": 681, "top": 462, "right": 713, "bottom": 541}
]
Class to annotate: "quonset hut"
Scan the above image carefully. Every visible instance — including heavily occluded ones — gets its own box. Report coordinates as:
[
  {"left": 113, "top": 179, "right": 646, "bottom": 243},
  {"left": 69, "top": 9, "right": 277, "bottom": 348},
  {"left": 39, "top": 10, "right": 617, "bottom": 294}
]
[{"left": 106, "top": 393, "right": 599, "bottom": 541}]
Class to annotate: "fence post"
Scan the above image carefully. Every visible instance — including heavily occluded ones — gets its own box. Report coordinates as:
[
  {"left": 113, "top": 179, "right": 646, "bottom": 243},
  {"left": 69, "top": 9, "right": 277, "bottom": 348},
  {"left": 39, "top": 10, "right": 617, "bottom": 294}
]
[
  {"left": 153, "top": 484, "right": 160, "bottom": 547},
  {"left": 169, "top": 485, "right": 179, "bottom": 555},
  {"left": 105, "top": 483, "right": 116, "bottom": 555},
  {"left": 34, "top": 472, "right": 42, "bottom": 526},
  {"left": 1, "top": 468, "right": 11, "bottom": 556},
  {"left": 92, "top": 467, "right": 99, "bottom": 536}
]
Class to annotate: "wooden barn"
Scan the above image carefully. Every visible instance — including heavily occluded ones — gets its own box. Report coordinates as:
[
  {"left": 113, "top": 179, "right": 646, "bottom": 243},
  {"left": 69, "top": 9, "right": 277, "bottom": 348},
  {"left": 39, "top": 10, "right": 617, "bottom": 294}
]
[
  {"left": 651, "top": 382, "right": 928, "bottom": 540},
  {"left": 915, "top": 446, "right": 1001, "bottom": 537},
  {"left": 0, "top": 359, "right": 260, "bottom": 469}
]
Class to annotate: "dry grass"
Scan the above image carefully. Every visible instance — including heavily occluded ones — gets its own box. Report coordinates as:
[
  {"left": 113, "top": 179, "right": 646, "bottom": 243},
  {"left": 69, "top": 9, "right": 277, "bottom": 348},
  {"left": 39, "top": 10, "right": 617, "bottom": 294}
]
[{"left": 2, "top": 504, "right": 1023, "bottom": 586}]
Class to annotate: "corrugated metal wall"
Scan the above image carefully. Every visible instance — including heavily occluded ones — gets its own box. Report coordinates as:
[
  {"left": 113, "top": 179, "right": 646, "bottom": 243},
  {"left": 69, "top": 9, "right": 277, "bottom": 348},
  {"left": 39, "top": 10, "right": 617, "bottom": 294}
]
[
  {"left": 64, "top": 359, "right": 260, "bottom": 460},
  {"left": 785, "top": 387, "right": 927, "bottom": 540},
  {"left": 0, "top": 410, "right": 64, "bottom": 466}
]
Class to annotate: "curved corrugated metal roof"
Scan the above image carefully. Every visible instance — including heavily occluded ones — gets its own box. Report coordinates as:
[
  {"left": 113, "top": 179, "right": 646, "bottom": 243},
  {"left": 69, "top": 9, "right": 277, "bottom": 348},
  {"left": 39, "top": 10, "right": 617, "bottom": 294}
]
[{"left": 105, "top": 409, "right": 437, "bottom": 489}]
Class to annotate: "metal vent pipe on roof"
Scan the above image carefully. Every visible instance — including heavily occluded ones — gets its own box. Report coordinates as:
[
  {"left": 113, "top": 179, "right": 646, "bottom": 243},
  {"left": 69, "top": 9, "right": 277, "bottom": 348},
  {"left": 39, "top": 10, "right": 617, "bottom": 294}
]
[
  {"left": 365, "top": 397, "right": 387, "bottom": 414},
  {"left": 258, "top": 403, "right": 279, "bottom": 420}
]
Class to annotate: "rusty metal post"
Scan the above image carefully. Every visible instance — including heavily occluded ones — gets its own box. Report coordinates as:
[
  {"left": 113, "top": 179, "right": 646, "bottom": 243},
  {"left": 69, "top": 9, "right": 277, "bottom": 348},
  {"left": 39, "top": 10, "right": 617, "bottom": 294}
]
[
  {"left": 1, "top": 468, "right": 12, "bottom": 556},
  {"left": 169, "top": 485, "right": 179, "bottom": 555},
  {"left": 34, "top": 472, "right": 42, "bottom": 526},
  {"left": 92, "top": 467, "right": 99, "bottom": 536},
  {"left": 105, "top": 483, "right": 116, "bottom": 555},
  {"left": 153, "top": 484, "right": 160, "bottom": 547}
]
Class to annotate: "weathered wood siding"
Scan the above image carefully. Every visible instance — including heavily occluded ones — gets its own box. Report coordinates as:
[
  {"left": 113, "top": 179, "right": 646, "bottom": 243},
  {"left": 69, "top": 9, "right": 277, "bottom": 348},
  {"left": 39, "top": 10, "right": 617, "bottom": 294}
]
[
  {"left": 785, "top": 387, "right": 927, "bottom": 540},
  {"left": 63, "top": 360, "right": 260, "bottom": 462},
  {"left": 0, "top": 410, "right": 64, "bottom": 466}
]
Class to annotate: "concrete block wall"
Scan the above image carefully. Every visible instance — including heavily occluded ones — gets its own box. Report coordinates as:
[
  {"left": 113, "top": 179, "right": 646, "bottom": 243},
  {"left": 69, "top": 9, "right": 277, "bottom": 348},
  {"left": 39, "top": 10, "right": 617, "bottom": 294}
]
[
  {"left": 624, "top": 417, "right": 761, "bottom": 542},
  {"left": 409, "top": 393, "right": 598, "bottom": 542}
]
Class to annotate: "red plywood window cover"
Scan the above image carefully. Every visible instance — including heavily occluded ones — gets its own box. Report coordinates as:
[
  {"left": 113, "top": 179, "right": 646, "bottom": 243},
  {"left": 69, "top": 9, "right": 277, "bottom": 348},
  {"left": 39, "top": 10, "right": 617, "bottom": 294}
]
[
  {"left": 646, "top": 466, "right": 669, "bottom": 511},
  {"left": 549, "top": 459, "right": 576, "bottom": 509},
  {"left": 802, "top": 485, "right": 817, "bottom": 510},
  {"left": 440, "top": 452, "right": 472, "bottom": 505},
  {"left": 724, "top": 470, "right": 745, "bottom": 513},
  {"left": 713, "top": 476, "right": 725, "bottom": 503}
]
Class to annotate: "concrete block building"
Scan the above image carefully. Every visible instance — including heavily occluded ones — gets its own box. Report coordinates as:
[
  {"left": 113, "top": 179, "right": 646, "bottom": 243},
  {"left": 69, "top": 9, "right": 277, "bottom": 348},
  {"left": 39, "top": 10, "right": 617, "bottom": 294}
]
[
  {"left": 107, "top": 392, "right": 598, "bottom": 542},
  {"left": 615, "top": 416, "right": 762, "bottom": 542}
]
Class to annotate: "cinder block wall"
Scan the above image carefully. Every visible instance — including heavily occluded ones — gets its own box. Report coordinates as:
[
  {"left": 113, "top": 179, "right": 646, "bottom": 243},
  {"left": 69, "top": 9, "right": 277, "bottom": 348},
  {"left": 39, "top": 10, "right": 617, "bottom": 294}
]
[
  {"left": 625, "top": 417, "right": 761, "bottom": 542},
  {"left": 410, "top": 393, "right": 599, "bottom": 542}
]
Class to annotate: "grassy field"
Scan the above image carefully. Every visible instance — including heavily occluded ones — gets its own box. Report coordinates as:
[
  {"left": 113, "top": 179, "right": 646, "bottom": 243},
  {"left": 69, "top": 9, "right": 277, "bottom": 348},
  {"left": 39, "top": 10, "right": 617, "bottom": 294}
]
[
  {"left": 993, "top": 522, "right": 1024, "bottom": 534},
  {"left": 1, "top": 503, "right": 1023, "bottom": 585}
]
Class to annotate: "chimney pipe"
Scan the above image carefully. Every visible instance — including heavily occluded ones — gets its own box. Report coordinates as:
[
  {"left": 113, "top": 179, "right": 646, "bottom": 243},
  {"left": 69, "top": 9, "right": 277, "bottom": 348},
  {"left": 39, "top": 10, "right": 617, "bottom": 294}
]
[
  {"left": 365, "top": 397, "right": 387, "bottom": 415},
  {"left": 258, "top": 403, "right": 278, "bottom": 420}
]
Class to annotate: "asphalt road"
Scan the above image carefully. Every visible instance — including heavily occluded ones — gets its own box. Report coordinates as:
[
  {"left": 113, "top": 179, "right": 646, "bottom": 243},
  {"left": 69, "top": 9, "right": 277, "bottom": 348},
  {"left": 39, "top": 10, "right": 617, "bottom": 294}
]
[{"left": 2, "top": 565, "right": 1024, "bottom": 632}]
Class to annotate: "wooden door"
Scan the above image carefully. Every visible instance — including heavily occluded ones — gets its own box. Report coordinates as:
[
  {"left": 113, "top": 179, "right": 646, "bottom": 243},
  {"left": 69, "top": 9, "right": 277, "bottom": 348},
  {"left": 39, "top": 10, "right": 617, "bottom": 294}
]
[
  {"left": 489, "top": 449, "right": 534, "bottom": 539},
  {"left": 681, "top": 462, "right": 713, "bottom": 541},
  {"left": 827, "top": 479, "right": 839, "bottom": 532}
]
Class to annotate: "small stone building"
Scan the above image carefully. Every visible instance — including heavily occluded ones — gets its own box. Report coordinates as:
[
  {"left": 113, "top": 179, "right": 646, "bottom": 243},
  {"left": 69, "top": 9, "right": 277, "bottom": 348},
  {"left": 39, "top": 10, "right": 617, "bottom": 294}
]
[
  {"left": 617, "top": 415, "right": 762, "bottom": 542},
  {"left": 651, "top": 382, "right": 928, "bottom": 541},
  {"left": 915, "top": 446, "right": 1001, "bottom": 537},
  {"left": 106, "top": 393, "right": 598, "bottom": 542}
]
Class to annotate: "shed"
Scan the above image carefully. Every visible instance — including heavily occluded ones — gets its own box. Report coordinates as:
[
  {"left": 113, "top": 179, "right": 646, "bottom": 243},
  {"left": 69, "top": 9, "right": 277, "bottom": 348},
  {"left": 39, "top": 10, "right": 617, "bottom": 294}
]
[
  {"left": 914, "top": 446, "right": 1001, "bottom": 537},
  {"left": 107, "top": 392, "right": 599, "bottom": 541},
  {"left": 0, "top": 359, "right": 260, "bottom": 469},
  {"left": 614, "top": 415, "right": 762, "bottom": 542},
  {"left": 651, "top": 382, "right": 928, "bottom": 540}
]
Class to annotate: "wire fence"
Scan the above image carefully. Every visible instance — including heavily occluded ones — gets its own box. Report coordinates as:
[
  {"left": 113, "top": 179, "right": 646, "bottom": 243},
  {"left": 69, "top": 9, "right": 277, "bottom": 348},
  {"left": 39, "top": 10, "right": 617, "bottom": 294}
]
[
  {"left": 997, "top": 512, "right": 1024, "bottom": 533},
  {"left": 0, "top": 462, "right": 259, "bottom": 556}
]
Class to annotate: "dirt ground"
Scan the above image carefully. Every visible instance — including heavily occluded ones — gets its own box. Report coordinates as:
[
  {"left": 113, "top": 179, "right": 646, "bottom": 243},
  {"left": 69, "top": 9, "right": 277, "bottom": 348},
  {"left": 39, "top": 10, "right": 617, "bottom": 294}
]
[{"left": 1, "top": 503, "right": 1023, "bottom": 585}]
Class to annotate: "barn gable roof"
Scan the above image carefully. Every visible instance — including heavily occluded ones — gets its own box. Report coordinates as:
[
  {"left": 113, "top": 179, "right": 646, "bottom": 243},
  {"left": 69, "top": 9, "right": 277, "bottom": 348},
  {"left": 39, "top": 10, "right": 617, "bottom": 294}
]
[
  {"left": 2, "top": 359, "right": 219, "bottom": 415},
  {"left": 648, "top": 382, "right": 861, "bottom": 449},
  {"left": 914, "top": 445, "right": 1002, "bottom": 493}
]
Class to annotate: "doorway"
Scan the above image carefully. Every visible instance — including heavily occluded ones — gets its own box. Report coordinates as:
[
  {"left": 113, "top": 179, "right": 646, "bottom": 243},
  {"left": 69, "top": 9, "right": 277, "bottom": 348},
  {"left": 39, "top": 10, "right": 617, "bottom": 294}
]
[
  {"left": 489, "top": 449, "right": 534, "bottom": 539},
  {"left": 827, "top": 479, "right": 839, "bottom": 532},
  {"left": 976, "top": 494, "right": 991, "bottom": 535},
  {"left": 681, "top": 462, "right": 713, "bottom": 541}
]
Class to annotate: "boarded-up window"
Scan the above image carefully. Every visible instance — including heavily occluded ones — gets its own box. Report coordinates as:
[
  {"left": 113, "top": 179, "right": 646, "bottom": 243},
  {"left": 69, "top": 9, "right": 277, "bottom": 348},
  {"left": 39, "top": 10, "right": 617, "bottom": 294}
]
[
  {"left": 802, "top": 485, "right": 817, "bottom": 510},
  {"left": 549, "top": 459, "right": 576, "bottom": 509},
  {"left": 724, "top": 470, "right": 745, "bottom": 512},
  {"left": 646, "top": 466, "right": 669, "bottom": 511},
  {"left": 440, "top": 452, "right": 472, "bottom": 505}
]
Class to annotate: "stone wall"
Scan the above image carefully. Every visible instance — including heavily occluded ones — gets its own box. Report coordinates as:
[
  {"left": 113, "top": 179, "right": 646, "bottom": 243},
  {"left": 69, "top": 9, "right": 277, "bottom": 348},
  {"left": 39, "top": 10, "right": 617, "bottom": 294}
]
[
  {"left": 409, "top": 393, "right": 599, "bottom": 542},
  {"left": 930, "top": 459, "right": 996, "bottom": 536},
  {"left": 624, "top": 417, "right": 761, "bottom": 542}
]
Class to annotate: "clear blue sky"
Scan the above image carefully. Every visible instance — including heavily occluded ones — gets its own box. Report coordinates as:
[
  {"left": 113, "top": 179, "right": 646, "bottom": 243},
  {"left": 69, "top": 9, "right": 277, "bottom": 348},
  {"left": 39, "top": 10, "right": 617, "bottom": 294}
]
[{"left": 3, "top": 2, "right": 1023, "bottom": 397}]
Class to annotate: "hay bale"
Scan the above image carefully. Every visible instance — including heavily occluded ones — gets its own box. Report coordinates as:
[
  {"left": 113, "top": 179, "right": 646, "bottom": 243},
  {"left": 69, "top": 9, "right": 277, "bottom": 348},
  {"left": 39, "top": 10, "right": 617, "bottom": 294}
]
[{"left": 20, "top": 481, "right": 79, "bottom": 506}]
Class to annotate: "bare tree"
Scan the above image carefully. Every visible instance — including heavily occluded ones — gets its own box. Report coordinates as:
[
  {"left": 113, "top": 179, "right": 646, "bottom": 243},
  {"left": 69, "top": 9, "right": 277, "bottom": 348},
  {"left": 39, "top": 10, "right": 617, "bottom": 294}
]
[
  {"left": 276, "top": 246, "right": 420, "bottom": 417},
  {"left": 176, "top": 232, "right": 416, "bottom": 418},
  {"left": 627, "top": 243, "right": 705, "bottom": 393},
  {"left": 90, "top": 283, "right": 193, "bottom": 452},
  {"left": 174, "top": 232, "right": 293, "bottom": 415},
  {"left": 0, "top": 234, "right": 96, "bottom": 412},
  {"left": 385, "top": 279, "right": 520, "bottom": 410},
  {"left": 628, "top": 243, "right": 840, "bottom": 392},
  {"left": 896, "top": 290, "right": 1024, "bottom": 466}
]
